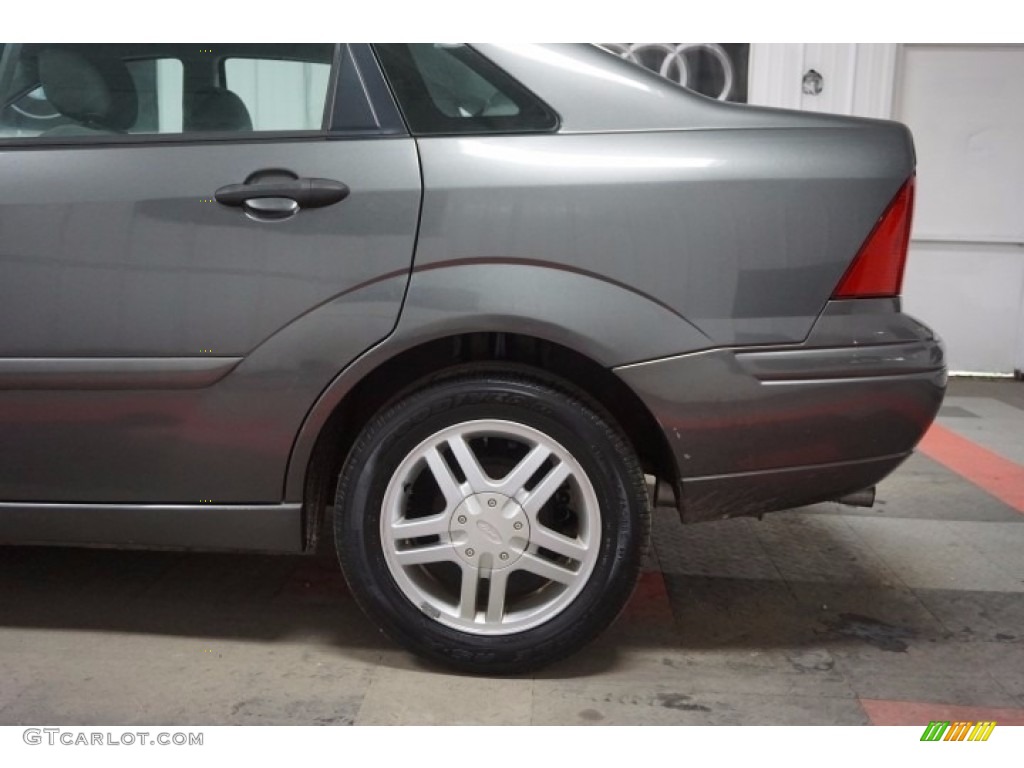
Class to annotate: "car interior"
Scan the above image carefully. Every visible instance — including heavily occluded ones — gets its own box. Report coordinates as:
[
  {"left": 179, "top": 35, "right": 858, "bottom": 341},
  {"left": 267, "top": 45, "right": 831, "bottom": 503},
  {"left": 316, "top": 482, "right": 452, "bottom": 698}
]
[{"left": 0, "top": 43, "right": 333, "bottom": 138}]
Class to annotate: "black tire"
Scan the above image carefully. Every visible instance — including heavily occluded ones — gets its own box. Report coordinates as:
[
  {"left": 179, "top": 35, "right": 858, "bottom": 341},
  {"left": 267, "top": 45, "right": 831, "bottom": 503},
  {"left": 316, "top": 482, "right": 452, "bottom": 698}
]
[{"left": 333, "top": 368, "right": 650, "bottom": 674}]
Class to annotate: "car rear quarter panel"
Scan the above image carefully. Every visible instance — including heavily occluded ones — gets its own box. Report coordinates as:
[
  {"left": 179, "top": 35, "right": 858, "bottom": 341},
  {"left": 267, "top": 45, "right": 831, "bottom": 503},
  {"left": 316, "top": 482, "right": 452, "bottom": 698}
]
[{"left": 411, "top": 127, "right": 913, "bottom": 356}]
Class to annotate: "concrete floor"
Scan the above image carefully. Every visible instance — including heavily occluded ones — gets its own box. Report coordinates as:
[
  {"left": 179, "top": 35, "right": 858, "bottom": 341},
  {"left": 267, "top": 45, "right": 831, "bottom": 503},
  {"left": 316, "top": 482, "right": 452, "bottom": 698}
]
[{"left": 1, "top": 378, "right": 1023, "bottom": 725}]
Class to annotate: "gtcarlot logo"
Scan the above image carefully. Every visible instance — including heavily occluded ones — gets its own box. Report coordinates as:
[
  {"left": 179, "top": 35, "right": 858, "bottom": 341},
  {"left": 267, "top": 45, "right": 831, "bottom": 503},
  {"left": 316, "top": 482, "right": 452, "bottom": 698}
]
[
  {"left": 920, "top": 721, "right": 997, "bottom": 742},
  {"left": 23, "top": 729, "right": 203, "bottom": 747}
]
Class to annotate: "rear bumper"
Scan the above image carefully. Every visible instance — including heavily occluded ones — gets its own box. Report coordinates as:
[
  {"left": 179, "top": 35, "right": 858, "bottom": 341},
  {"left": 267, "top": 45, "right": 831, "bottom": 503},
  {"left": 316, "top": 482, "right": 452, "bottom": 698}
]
[{"left": 615, "top": 300, "right": 946, "bottom": 522}]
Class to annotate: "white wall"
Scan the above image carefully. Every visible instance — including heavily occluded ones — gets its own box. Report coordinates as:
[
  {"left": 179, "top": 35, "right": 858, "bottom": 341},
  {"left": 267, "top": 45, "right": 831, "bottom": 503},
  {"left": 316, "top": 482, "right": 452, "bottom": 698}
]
[
  {"left": 749, "top": 44, "right": 897, "bottom": 118},
  {"left": 749, "top": 43, "right": 1024, "bottom": 376},
  {"left": 896, "top": 45, "right": 1024, "bottom": 375}
]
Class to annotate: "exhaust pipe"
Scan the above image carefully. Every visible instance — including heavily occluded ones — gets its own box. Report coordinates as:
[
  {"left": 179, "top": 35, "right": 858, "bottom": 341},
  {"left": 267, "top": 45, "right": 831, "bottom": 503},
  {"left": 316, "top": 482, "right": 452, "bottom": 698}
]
[{"left": 834, "top": 486, "right": 876, "bottom": 508}]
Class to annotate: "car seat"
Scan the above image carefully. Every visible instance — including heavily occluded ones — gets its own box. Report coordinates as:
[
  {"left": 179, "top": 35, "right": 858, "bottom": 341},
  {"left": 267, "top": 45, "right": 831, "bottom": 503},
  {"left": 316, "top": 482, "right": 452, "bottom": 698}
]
[
  {"left": 37, "top": 48, "right": 138, "bottom": 136},
  {"left": 185, "top": 86, "right": 253, "bottom": 133}
]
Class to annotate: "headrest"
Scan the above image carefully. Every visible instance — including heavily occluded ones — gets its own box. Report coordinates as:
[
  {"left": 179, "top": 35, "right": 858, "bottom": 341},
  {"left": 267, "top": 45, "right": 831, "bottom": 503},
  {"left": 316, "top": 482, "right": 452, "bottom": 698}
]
[
  {"left": 186, "top": 86, "right": 253, "bottom": 133},
  {"left": 37, "top": 48, "right": 138, "bottom": 132}
]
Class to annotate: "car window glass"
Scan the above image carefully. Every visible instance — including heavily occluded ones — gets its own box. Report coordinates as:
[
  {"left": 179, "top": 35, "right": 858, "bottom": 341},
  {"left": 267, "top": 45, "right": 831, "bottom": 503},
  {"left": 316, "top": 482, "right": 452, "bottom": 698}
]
[
  {"left": 374, "top": 44, "right": 558, "bottom": 135},
  {"left": 224, "top": 58, "right": 331, "bottom": 132},
  {"left": 126, "top": 59, "right": 184, "bottom": 133},
  {"left": 411, "top": 45, "right": 519, "bottom": 119},
  {"left": 0, "top": 43, "right": 335, "bottom": 140}
]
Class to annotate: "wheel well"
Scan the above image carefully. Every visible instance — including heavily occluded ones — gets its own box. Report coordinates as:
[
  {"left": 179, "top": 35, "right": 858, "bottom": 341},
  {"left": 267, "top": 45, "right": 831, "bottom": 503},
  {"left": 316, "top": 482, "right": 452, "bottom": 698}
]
[{"left": 302, "top": 332, "right": 676, "bottom": 552}]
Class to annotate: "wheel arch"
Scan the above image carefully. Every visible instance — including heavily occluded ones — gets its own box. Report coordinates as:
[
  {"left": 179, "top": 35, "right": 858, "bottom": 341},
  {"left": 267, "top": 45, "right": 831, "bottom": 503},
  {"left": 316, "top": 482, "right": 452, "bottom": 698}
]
[{"left": 290, "top": 331, "right": 677, "bottom": 552}]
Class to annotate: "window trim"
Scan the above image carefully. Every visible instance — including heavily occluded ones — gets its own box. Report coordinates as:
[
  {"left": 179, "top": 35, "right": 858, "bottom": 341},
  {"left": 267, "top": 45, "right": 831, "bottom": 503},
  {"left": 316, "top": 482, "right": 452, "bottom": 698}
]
[
  {"left": 0, "top": 43, "right": 407, "bottom": 150},
  {"left": 322, "top": 44, "right": 345, "bottom": 130},
  {"left": 332, "top": 43, "right": 407, "bottom": 136}
]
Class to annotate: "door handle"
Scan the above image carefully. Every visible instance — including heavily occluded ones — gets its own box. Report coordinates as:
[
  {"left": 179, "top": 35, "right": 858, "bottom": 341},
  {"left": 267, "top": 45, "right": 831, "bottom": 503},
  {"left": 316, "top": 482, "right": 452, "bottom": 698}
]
[
  {"left": 242, "top": 197, "right": 300, "bottom": 220},
  {"left": 214, "top": 173, "right": 350, "bottom": 211}
]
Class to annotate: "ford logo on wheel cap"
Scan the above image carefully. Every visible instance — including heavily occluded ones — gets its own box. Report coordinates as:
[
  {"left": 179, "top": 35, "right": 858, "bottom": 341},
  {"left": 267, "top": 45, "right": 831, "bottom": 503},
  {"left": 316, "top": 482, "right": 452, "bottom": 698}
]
[{"left": 476, "top": 520, "right": 503, "bottom": 545}]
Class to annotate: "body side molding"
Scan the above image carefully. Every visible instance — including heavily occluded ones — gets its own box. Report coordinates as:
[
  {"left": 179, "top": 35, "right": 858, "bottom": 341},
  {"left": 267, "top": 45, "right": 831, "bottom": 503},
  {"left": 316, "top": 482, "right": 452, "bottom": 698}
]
[
  {"left": 0, "top": 357, "right": 242, "bottom": 390},
  {"left": 0, "top": 502, "right": 303, "bottom": 552}
]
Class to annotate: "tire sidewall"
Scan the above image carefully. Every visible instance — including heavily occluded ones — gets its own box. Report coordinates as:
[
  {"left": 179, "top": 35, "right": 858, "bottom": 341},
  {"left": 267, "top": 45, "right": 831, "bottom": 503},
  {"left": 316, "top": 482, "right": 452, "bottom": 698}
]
[{"left": 335, "top": 374, "right": 646, "bottom": 671}]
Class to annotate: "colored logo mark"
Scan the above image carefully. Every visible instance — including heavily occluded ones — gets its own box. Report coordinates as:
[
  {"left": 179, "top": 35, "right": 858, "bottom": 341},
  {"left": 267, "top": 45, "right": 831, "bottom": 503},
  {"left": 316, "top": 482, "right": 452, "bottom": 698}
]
[{"left": 920, "top": 720, "right": 996, "bottom": 742}]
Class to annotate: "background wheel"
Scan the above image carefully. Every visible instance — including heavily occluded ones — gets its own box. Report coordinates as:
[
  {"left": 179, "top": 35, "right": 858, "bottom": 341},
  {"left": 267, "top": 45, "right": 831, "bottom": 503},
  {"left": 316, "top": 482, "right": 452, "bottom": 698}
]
[{"left": 333, "top": 368, "right": 650, "bottom": 674}]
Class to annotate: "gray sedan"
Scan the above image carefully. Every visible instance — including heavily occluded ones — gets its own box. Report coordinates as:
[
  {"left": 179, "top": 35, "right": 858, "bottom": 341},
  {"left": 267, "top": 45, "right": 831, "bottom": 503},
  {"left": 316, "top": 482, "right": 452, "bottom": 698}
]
[{"left": 0, "top": 43, "right": 945, "bottom": 672}]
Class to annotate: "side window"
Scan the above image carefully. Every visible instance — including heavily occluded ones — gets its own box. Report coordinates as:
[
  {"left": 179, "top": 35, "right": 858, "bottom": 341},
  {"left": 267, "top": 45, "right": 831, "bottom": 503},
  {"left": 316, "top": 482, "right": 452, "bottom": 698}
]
[
  {"left": 0, "top": 43, "right": 335, "bottom": 141},
  {"left": 374, "top": 44, "right": 558, "bottom": 135},
  {"left": 126, "top": 59, "right": 184, "bottom": 133},
  {"left": 224, "top": 57, "right": 331, "bottom": 132}
]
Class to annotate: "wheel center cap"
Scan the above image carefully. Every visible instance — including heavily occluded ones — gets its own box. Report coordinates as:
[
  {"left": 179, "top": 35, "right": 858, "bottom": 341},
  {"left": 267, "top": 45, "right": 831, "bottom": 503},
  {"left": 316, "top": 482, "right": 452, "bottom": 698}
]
[{"left": 449, "top": 492, "right": 530, "bottom": 570}]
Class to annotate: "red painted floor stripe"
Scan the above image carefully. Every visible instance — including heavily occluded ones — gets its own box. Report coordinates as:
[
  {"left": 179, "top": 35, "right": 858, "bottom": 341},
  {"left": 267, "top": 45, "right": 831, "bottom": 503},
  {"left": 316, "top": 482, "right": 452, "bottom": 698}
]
[
  {"left": 918, "top": 423, "right": 1024, "bottom": 515},
  {"left": 860, "top": 698, "right": 1024, "bottom": 726},
  {"left": 621, "top": 569, "right": 673, "bottom": 623}
]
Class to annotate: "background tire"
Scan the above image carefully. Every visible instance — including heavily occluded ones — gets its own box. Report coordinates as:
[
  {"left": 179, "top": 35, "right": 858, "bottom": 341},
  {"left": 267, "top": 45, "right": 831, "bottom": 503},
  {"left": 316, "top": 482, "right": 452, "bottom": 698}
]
[{"left": 333, "top": 368, "right": 650, "bottom": 674}]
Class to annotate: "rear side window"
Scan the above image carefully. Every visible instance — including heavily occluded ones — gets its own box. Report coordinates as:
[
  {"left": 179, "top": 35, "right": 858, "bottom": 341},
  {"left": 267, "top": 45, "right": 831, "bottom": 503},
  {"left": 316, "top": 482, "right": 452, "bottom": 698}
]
[
  {"left": 0, "top": 51, "right": 184, "bottom": 137},
  {"left": 224, "top": 57, "right": 331, "bottom": 131},
  {"left": 0, "top": 43, "right": 335, "bottom": 140},
  {"left": 374, "top": 44, "right": 558, "bottom": 135},
  {"left": 127, "top": 59, "right": 184, "bottom": 133}
]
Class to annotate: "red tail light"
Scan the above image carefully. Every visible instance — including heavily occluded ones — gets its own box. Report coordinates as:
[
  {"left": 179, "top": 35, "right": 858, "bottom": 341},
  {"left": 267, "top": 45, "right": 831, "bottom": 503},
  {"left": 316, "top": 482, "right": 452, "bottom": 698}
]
[{"left": 832, "top": 176, "right": 915, "bottom": 299}]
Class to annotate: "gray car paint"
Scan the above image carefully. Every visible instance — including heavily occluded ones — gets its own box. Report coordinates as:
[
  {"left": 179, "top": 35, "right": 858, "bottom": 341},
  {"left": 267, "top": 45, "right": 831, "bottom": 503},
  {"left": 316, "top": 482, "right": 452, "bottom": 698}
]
[
  {"left": 0, "top": 140, "right": 420, "bottom": 357},
  {"left": 0, "top": 43, "right": 944, "bottom": 551},
  {"left": 0, "top": 138, "right": 421, "bottom": 502},
  {"left": 473, "top": 44, "right": 899, "bottom": 134},
  {"left": 615, "top": 299, "right": 945, "bottom": 521},
  {"left": 410, "top": 127, "right": 911, "bottom": 348}
]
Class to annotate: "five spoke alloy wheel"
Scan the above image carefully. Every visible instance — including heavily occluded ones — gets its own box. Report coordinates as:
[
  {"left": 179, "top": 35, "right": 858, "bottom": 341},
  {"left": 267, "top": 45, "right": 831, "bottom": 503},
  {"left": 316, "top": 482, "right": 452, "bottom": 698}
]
[
  {"left": 334, "top": 370, "right": 650, "bottom": 673},
  {"left": 381, "top": 420, "right": 600, "bottom": 634}
]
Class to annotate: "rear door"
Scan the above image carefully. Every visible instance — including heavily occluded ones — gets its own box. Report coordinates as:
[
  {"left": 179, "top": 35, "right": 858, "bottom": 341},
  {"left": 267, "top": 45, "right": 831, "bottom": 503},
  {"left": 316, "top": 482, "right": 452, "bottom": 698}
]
[{"left": 0, "top": 43, "right": 420, "bottom": 503}]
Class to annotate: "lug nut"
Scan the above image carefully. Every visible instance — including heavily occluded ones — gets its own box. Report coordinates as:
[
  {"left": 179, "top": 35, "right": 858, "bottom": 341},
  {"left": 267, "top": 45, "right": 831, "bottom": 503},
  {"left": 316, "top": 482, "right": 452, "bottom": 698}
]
[
  {"left": 500, "top": 552, "right": 509, "bottom": 561},
  {"left": 488, "top": 499, "right": 497, "bottom": 507},
  {"left": 513, "top": 522, "right": 523, "bottom": 530},
  {"left": 457, "top": 515, "right": 467, "bottom": 524},
  {"left": 465, "top": 548, "right": 475, "bottom": 557}
]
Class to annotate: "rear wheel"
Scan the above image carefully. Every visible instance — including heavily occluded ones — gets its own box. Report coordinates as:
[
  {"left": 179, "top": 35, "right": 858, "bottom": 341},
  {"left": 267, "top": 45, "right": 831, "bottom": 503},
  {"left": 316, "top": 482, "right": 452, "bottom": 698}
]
[{"left": 333, "top": 370, "right": 649, "bottom": 673}]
